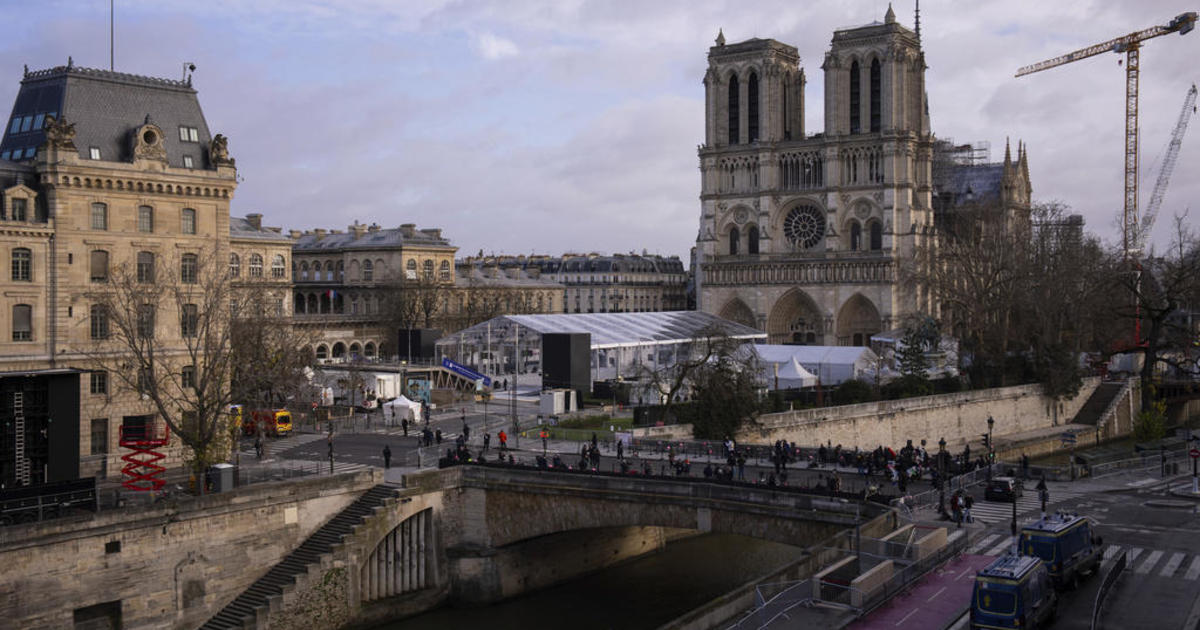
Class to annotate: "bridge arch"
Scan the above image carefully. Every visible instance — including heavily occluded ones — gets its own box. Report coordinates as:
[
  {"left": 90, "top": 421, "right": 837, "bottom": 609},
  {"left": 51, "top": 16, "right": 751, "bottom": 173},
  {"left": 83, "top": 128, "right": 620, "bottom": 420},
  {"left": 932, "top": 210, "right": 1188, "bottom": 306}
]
[{"left": 360, "top": 508, "right": 433, "bottom": 603}]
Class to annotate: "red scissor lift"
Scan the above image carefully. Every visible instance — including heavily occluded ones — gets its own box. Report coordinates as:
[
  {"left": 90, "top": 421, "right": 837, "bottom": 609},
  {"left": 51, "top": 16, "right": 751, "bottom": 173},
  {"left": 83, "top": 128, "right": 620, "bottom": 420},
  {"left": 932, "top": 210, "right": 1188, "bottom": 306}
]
[{"left": 119, "top": 420, "right": 169, "bottom": 491}]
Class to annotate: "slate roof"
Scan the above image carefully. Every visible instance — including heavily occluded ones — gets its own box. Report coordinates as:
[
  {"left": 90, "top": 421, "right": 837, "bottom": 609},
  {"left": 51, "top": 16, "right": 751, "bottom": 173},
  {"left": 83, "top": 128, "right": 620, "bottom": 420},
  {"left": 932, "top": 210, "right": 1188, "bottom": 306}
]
[
  {"left": 292, "top": 227, "right": 454, "bottom": 252},
  {"left": 230, "top": 216, "right": 292, "bottom": 243},
  {"left": 1, "top": 63, "right": 214, "bottom": 169}
]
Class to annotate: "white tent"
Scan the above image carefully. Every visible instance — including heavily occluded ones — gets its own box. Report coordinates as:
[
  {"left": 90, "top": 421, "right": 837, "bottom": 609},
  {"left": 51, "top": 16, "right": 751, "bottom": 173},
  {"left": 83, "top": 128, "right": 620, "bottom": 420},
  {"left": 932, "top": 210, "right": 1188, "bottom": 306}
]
[
  {"left": 382, "top": 396, "right": 422, "bottom": 421},
  {"left": 761, "top": 356, "right": 818, "bottom": 389},
  {"left": 753, "top": 345, "right": 879, "bottom": 386}
]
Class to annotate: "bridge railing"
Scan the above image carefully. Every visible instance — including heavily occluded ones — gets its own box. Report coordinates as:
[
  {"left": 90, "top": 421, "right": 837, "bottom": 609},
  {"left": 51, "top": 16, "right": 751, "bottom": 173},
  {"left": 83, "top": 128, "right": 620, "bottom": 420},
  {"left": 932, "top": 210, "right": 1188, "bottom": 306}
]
[
  {"left": 890, "top": 463, "right": 1003, "bottom": 517},
  {"left": 1091, "top": 547, "right": 1127, "bottom": 630}
]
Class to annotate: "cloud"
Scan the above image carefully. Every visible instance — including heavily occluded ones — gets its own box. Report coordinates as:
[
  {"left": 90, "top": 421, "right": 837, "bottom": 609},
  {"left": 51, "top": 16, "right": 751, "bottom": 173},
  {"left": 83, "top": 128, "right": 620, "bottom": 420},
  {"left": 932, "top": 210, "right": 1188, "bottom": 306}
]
[{"left": 474, "top": 32, "right": 519, "bottom": 60}]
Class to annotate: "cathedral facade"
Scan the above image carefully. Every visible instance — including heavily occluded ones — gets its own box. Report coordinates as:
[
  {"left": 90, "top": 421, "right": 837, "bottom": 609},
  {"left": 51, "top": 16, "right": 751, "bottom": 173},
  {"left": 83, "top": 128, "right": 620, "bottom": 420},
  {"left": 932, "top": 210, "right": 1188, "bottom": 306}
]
[{"left": 695, "top": 7, "right": 1029, "bottom": 345}]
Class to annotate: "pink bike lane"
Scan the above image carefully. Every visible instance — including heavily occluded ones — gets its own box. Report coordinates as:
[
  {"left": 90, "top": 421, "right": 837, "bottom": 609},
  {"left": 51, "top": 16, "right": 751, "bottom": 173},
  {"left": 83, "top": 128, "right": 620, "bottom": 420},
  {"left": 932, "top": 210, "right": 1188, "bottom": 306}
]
[{"left": 848, "top": 554, "right": 996, "bottom": 630}]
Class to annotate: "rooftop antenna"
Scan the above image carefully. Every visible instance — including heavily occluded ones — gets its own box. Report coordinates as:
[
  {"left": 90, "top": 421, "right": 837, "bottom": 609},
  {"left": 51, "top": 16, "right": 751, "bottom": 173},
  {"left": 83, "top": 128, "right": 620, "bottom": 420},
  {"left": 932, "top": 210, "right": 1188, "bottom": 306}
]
[
  {"left": 914, "top": 0, "right": 921, "bottom": 43},
  {"left": 181, "top": 62, "right": 196, "bottom": 83},
  {"left": 109, "top": 0, "right": 114, "bottom": 70}
]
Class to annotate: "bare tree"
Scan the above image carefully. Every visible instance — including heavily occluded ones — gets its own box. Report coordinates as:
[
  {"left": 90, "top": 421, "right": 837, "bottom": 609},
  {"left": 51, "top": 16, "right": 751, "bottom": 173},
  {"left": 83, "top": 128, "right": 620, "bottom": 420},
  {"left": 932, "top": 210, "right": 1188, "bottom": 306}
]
[
  {"left": 229, "top": 280, "right": 316, "bottom": 410},
  {"left": 85, "top": 248, "right": 236, "bottom": 484}
]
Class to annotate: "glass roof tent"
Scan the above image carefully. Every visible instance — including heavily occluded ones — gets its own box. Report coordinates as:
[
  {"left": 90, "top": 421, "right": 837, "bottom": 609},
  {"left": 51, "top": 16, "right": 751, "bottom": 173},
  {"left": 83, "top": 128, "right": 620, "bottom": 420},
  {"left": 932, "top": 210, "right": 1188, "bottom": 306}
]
[{"left": 435, "top": 311, "right": 766, "bottom": 385}]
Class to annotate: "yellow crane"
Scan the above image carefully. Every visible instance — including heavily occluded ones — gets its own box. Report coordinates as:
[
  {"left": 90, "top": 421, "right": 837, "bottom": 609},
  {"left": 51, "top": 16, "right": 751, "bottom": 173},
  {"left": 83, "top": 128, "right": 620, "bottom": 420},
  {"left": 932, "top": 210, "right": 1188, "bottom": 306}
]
[{"left": 1015, "top": 11, "right": 1197, "bottom": 258}]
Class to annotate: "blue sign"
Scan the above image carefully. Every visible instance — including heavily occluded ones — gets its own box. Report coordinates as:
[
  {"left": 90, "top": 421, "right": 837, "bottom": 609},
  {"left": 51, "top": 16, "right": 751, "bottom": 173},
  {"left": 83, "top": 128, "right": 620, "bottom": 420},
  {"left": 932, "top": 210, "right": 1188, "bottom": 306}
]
[{"left": 442, "top": 358, "right": 492, "bottom": 388}]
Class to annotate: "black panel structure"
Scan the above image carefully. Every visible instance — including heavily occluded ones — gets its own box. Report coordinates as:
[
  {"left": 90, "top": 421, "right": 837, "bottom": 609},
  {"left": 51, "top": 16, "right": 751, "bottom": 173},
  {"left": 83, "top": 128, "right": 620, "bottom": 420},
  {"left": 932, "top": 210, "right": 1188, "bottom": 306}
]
[
  {"left": 396, "top": 329, "right": 441, "bottom": 362},
  {"left": 542, "top": 333, "right": 591, "bottom": 394},
  {"left": 0, "top": 372, "right": 80, "bottom": 488}
]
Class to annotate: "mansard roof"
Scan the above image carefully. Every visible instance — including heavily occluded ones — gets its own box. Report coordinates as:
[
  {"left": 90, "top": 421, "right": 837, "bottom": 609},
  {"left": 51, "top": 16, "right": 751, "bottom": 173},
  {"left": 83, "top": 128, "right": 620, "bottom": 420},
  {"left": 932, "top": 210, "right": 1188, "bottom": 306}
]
[
  {"left": 292, "top": 225, "right": 455, "bottom": 252},
  {"left": 1, "top": 62, "right": 215, "bottom": 168},
  {"left": 230, "top": 215, "right": 292, "bottom": 243}
]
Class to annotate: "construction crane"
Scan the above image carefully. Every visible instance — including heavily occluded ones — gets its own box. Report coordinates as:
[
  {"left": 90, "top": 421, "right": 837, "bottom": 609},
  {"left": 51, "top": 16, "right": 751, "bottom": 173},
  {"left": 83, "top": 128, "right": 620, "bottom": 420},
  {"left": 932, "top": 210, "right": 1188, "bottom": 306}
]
[
  {"left": 1015, "top": 11, "right": 1198, "bottom": 259},
  {"left": 1138, "top": 83, "right": 1198, "bottom": 251}
]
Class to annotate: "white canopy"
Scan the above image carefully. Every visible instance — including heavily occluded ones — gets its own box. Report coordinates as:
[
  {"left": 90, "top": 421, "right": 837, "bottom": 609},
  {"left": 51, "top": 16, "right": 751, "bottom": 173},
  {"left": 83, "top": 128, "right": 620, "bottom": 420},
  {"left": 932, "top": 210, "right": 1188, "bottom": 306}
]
[
  {"left": 762, "top": 356, "right": 818, "bottom": 389},
  {"left": 382, "top": 395, "right": 422, "bottom": 421},
  {"left": 754, "top": 344, "right": 878, "bottom": 386}
]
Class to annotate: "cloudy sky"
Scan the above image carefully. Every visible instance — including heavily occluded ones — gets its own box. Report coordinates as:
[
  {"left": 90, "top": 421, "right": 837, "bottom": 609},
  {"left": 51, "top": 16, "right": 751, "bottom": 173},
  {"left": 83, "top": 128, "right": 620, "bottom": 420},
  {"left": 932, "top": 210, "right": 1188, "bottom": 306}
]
[{"left": 5, "top": 1, "right": 1199, "bottom": 260}]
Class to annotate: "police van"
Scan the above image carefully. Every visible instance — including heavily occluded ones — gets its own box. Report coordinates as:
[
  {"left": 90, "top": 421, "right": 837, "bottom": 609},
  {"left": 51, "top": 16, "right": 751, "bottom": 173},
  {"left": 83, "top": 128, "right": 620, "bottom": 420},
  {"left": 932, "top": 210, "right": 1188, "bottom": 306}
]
[
  {"left": 1019, "top": 512, "right": 1103, "bottom": 589},
  {"left": 971, "top": 554, "right": 1057, "bottom": 629}
]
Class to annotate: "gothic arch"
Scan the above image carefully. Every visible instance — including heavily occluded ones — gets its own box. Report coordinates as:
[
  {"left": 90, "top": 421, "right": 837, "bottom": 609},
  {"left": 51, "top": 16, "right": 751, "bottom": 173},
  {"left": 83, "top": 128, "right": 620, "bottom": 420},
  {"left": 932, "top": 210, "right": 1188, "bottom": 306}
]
[
  {"left": 717, "top": 298, "right": 757, "bottom": 329},
  {"left": 836, "top": 293, "right": 881, "bottom": 347},
  {"left": 767, "top": 289, "right": 825, "bottom": 345}
]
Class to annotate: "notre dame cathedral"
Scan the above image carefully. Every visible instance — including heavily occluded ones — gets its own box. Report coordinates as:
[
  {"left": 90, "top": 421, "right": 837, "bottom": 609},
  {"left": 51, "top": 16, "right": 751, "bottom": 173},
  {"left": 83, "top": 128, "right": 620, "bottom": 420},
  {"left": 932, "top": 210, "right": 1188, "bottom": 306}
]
[{"left": 696, "top": 5, "right": 1031, "bottom": 345}]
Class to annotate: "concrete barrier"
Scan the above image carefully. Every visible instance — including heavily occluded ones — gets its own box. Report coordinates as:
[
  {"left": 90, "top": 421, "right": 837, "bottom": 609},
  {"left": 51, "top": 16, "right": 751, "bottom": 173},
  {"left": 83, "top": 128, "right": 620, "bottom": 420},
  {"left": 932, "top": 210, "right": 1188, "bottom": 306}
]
[
  {"left": 851, "top": 560, "right": 894, "bottom": 608},
  {"left": 913, "top": 527, "right": 948, "bottom": 561}
]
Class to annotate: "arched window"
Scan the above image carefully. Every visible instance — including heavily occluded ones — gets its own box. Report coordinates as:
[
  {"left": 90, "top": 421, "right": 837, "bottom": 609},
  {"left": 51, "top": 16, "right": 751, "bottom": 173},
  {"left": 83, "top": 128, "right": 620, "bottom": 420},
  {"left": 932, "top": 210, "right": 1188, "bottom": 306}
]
[
  {"left": 12, "top": 304, "right": 31, "bottom": 341},
  {"left": 748, "top": 225, "right": 760, "bottom": 254},
  {"left": 316, "top": 344, "right": 328, "bottom": 360},
  {"left": 349, "top": 342, "right": 361, "bottom": 358},
  {"left": 294, "top": 293, "right": 306, "bottom": 314},
  {"left": 729, "top": 227, "right": 740, "bottom": 256},
  {"left": 11, "top": 248, "right": 30, "bottom": 282},
  {"left": 406, "top": 259, "right": 417, "bottom": 279},
  {"left": 364, "top": 342, "right": 376, "bottom": 358},
  {"left": 90, "top": 304, "right": 109, "bottom": 339},
  {"left": 249, "top": 254, "right": 263, "bottom": 277},
  {"left": 440, "top": 260, "right": 451, "bottom": 282},
  {"left": 180, "top": 253, "right": 198, "bottom": 284},
  {"left": 336, "top": 260, "right": 344, "bottom": 281},
  {"left": 332, "top": 342, "right": 346, "bottom": 359},
  {"left": 324, "top": 261, "right": 334, "bottom": 281},
  {"left": 850, "top": 221, "right": 862, "bottom": 251},
  {"left": 271, "top": 255, "right": 285, "bottom": 278},
  {"left": 300, "top": 261, "right": 309, "bottom": 281},
  {"left": 137, "top": 251, "right": 155, "bottom": 284},
  {"left": 229, "top": 253, "right": 241, "bottom": 278},
  {"left": 90, "top": 250, "right": 109, "bottom": 283},
  {"left": 363, "top": 259, "right": 374, "bottom": 282},
  {"left": 727, "top": 73, "right": 740, "bottom": 144},
  {"left": 869, "top": 221, "right": 883, "bottom": 250},
  {"left": 306, "top": 293, "right": 318, "bottom": 314},
  {"left": 870, "top": 58, "right": 882, "bottom": 132},
  {"left": 748, "top": 72, "right": 759, "bottom": 142},
  {"left": 849, "top": 61, "right": 861, "bottom": 134},
  {"left": 423, "top": 259, "right": 434, "bottom": 279}
]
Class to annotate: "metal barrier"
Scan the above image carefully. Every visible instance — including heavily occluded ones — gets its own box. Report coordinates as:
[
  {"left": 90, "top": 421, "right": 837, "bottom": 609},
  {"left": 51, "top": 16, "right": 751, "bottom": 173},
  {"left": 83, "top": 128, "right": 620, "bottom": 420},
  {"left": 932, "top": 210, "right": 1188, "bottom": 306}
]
[
  {"left": 1091, "top": 548, "right": 1127, "bottom": 630},
  {"left": 1088, "top": 452, "right": 1189, "bottom": 479},
  {"left": 892, "top": 463, "right": 1002, "bottom": 517}
]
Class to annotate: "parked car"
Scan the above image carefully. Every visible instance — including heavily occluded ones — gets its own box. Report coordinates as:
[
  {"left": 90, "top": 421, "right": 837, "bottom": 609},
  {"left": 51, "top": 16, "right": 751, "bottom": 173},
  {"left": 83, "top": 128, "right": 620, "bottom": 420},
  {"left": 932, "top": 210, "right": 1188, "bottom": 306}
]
[
  {"left": 985, "top": 476, "right": 1023, "bottom": 502},
  {"left": 1020, "top": 512, "right": 1103, "bottom": 589}
]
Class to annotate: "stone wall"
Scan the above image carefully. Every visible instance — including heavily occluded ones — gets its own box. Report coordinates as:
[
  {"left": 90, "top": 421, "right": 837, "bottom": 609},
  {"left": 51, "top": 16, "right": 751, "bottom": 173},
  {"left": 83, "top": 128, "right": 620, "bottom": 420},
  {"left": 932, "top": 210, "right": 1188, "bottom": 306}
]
[
  {"left": 740, "top": 378, "right": 1100, "bottom": 450},
  {"left": 0, "top": 470, "right": 379, "bottom": 630}
]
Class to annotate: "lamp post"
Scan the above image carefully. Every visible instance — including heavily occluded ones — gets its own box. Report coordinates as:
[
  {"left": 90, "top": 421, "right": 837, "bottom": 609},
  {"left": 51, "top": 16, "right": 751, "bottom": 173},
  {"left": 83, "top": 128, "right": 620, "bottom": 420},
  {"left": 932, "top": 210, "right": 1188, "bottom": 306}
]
[
  {"left": 938, "top": 437, "right": 947, "bottom": 517},
  {"left": 987, "top": 415, "right": 995, "bottom": 481}
]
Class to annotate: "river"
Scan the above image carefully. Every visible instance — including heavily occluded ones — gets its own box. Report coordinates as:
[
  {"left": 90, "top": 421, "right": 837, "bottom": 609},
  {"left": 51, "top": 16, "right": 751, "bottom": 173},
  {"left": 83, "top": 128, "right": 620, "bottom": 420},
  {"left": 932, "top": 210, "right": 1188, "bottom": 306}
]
[{"left": 385, "top": 532, "right": 804, "bottom": 630}]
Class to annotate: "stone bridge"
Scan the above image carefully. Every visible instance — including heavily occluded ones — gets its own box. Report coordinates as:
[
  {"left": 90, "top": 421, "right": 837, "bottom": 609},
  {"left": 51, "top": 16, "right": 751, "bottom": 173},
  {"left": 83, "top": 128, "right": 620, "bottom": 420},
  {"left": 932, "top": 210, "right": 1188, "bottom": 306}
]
[{"left": 225, "top": 464, "right": 896, "bottom": 629}]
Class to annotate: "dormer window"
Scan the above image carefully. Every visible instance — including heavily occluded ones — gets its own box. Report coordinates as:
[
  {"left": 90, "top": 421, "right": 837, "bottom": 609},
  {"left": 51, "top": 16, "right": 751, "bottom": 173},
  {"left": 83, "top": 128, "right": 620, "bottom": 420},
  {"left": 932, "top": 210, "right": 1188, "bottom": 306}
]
[
  {"left": 89, "top": 147, "right": 101, "bottom": 160},
  {"left": 179, "top": 126, "right": 199, "bottom": 142},
  {"left": 182, "top": 155, "right": 194, "bottom": 169},
  {"left": 10, "top": 198, "right": 26, "bottom": 221}
]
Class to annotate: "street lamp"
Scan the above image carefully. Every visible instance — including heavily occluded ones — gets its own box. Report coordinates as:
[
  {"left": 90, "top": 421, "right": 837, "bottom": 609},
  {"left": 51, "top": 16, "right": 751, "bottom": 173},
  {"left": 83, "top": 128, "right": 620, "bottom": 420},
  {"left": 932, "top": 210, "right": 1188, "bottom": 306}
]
[
  {"left": 987, "top": 415, "right": 995, "bottom": 481},
  {"left": 938, "top": 437, "right": 947, "bottom": 517}
]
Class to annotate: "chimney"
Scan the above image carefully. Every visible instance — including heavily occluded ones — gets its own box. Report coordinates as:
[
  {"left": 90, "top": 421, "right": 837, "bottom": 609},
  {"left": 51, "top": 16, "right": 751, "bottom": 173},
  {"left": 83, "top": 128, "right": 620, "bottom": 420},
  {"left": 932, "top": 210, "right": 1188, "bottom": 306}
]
[
  {"left": 350, "top": 221, "right": 366, "bottom": 239},
  {"left": 400, "top": 223, "right": 416, "bottom": 238},
  {"left": 367, "top": 223, "right": 381, "bottom": 233},
  {"left": 420, "top": 228, "right": 443, "bottom": 240},
  {"left": 313, "top": 228, "right": 327, "bottom": 239},
  {"left": 246, "top": 213, "right": 262, "bottom": 230},
  {"left": 289, "top": 229, "right": 303, "bottom": 239}
]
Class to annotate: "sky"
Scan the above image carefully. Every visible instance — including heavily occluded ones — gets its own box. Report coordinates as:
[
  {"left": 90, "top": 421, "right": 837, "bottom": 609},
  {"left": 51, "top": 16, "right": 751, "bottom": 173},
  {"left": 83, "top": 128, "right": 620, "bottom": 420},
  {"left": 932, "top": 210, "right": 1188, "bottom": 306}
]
[{"left": 3, "top": 1, "right": 1199, "bottom": 261}]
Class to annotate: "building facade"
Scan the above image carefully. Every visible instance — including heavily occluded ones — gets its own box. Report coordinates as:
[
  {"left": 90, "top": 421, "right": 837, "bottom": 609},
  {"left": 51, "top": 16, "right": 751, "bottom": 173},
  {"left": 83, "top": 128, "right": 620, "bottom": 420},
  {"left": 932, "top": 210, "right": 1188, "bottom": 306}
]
[
  {"left": 0, "top": 62, "right": 237, "bottom": 483},
  {"left": 291, "top": 223, "right": 457, "bottom": 361},
  {"left": 696, "top": 8, "right": 1030, "bottom": 346},
  {"left": 230, "top": 212, "right": 293, "bottom": 318}
]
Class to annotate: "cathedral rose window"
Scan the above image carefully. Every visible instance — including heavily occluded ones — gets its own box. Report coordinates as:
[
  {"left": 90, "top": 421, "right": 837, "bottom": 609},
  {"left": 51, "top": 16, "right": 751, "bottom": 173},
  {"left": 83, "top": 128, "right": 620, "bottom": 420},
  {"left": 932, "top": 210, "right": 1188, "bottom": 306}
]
[{"left": 784, "top": 205, "right": 825, "bottom": 249}]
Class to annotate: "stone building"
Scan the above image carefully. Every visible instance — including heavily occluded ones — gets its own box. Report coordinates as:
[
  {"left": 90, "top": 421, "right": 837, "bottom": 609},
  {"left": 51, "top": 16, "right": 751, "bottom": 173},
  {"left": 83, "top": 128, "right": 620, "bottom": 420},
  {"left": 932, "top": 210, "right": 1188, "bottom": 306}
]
[
  {"left": 696, "top": 7, "right": 1031, "bottom": 346},
  {"left": 291, "top": 223, "right": 457, "bottom": 361},
  {"left": 230, "top": 212, "right": 293, "bottom": 318},
  {"left": 0, "top": 62, "right": 237, "bottom": 483},
  {"left": 461, "top": 252, "right": 688, "bottom": 315}
]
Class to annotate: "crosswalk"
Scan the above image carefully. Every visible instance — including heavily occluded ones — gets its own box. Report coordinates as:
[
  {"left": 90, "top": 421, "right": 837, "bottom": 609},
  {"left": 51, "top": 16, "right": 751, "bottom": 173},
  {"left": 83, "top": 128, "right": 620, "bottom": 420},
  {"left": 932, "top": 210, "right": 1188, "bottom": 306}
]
[
  {"left": 237, "top": 432, "right": 327, "bottom": 457},
  {"left": 967, "top": 490, "right": 1087, "bottom": 526},
  {"left": 970, "top": 537, "right": 1200, "bottom": 580},
  {"left": 255, "top": 457, "right": 371, "bottom": 475}
]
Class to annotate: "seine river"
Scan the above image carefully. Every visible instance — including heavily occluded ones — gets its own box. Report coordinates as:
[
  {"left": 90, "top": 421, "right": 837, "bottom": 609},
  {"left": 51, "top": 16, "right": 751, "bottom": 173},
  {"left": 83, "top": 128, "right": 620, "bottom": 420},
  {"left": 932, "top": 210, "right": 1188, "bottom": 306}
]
[{"left": 386, "top": 533, "right": 804, "bottom": 630}]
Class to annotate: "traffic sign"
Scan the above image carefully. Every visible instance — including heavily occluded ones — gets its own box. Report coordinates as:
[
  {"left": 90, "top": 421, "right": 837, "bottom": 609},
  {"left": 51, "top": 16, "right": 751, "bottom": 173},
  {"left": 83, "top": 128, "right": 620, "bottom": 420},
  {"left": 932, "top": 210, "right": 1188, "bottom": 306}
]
[{"left": 1189, "top": 448, "right": 1199, "bottom": 459}]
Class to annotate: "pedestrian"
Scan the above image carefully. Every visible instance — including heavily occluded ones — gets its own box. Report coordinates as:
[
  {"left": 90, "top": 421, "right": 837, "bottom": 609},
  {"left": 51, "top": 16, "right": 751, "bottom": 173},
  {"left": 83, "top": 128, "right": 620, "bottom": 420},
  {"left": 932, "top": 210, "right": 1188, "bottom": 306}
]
[
  {"left": 435, "top": 428, "right": 442, "bottom": 445},
  {"left": 1021, "top": 452, "right": 1030, "bottom": 479},
  {"left": 402, "top": 417, "right": 409, "bottom": 437},
  {"left": 254, "top": 436, "right": 263, "bottom": 460},
  {"left": 383, "top": 444, "right": 392, "bottom": 469},
  {"left": 483, "top": 432, "right": 491, "bottom": 453},
  {"left": 462, "top": 421, "right": 470, "bottom": 442},
  {"left": 498, "top": 430, "right": 508, "bottom": 451},
  {"left": 964, "top": 493, "right": 974, "bottom": 523},
  {"left": 617, "top": 439, "right": 624, "bottom": 461}
]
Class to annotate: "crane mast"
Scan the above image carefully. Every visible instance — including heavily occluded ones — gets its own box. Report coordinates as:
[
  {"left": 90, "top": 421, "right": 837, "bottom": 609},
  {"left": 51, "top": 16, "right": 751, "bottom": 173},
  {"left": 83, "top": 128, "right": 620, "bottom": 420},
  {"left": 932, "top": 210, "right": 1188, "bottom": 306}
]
[{"left": 1015, "top": 11, "right": 1197, "bottom": 259}]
